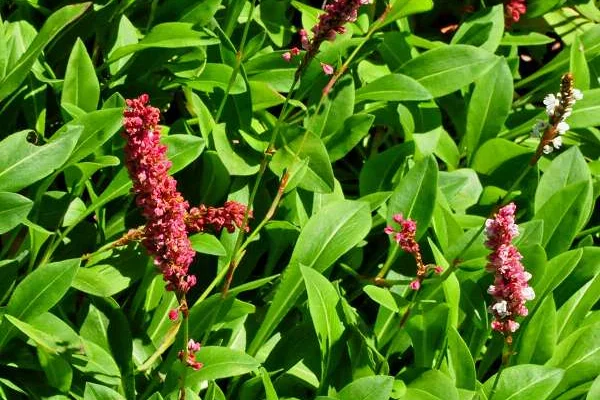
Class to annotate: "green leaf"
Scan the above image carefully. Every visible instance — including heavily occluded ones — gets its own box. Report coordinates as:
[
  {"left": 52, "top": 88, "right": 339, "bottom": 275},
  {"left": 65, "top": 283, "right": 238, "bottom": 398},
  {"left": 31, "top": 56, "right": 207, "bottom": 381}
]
[
  {"left": 363, "top": 285, "right": 400, "bottom": 313},
  {"left": 535, "top": 147, "right": 589, "bottom": 210},
  {"left": 84, "top": 383, "right": 126, "bottom": 400},
  {"left": 308, "top": 74, "right": 355, "bottom": 138},
  {"left": 546, "top": 323, "right": 600, "bottom": 397},
  {"left": 387, "top": 155, "right": 438, "bottom": 240},
  {"left": 464, "top": 57, "right": 513, "bottom": 162},
  {"left": 338, "top": 375, "right": 394, "bottom": 400},
  {"left": 271, "top": 131, "right": 335, "bottom": 193},
  {"left": 38, "top": 348, "right": 73, "bottom": 393},
  {"left": 359, "top": 142, "right": 414, "bottom": 195},
  {"left": 249, "top": 81, "right": 285, "bottom": 111},
  {"left": 534, "top": 181, "right": 591, "bottom": 257},
  {"left": 189, "top": 233, "right": 227, "bottom": 256},
  {"left": 534, "top": 249, "right": 582, "bottom": 310},
  {"left": 406, "top": 303, "right": 449, "bottom": 368},
  {"left": 4, "top": 315, "right": 66, "bottom": 354},
  {"left": 213, "top": 124, "right": 260, "bottom": 176},
  {"left": 447, "top": 327, "right": 477, "bottom": 390},
  {"left": 0, "top": 259, "right": 79, "bottom": 351},
  {"left": 438, "top": 169, "right": 482, "bottom": 213},
  {"left": 354, "top": 73, "right": 432, "bottom": 102},
  {"left": 483, "top": 364, "right": 564, "bottom": 400},
  {"left": 382, "top": 0, "right": 434, "bottom": 27},
  {"left": 500, "top": 32, "right": 554, "bottom": 46},
  {"left": 515, "top": 295, "right": 557, "bottom": 365},
  {"left": 188, "top": 346, "right": 260, "bottom": 382},
  {"left": 300, "top": 265, "right": 344, "bottom": 380},
  {"left": 185, "top": 63, "right": 246, "bottom": 94},
  {"left": 556, "top": 273, "right": 600, "bottom": 342},
  {"left": 408, "top": 370, "right": 459, "bottom": 400},
  {"left": 248, "top": 200, "right": 371, "bottom": 355},
  {"left": 72, "top": 264, "right": 136, "bottom": 297},
  {"left": 399, "top": 45, "right": 497, "bottom": 98},
  {"left": 0, "top": 129, "right": 81, "bottom": 192},
  {"left": 325, "top": 113, "right": 374, "bottom": 162},
  {"left": 108, "top": 22, "right": 219, "bottom": 62},
  {"left": 0, "top": 3, "right": 91, "bottom": 102},
  {"left": 567, "top": 88, "right": 600, "bottom": 129},
  {"left": 471, "top": 138, "right": 531, "bottom": 175},
  {"left": 570, "top": 35, "right": 590, "bottom": 90},
  {"left": 0, "top": 192, "right": 33, "bottom": 234},
  {"left": 451, "top": 5, "right": 504, "bottom": 52},
  {"left": 162, "top": 134, "right": 206, "bottom": 174},
  {"left": 61, "top": 38, "right": 99, "bottom": 112}
]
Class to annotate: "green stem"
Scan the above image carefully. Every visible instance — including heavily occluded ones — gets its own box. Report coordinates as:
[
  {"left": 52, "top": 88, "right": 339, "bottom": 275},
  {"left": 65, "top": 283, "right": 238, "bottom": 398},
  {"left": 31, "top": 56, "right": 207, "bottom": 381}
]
[
  {"left": 575, "top": 224, "right": 600, "bottom": 239},
  {"left": 376, "top": 245, "right": 399, "bottom": 279},
  {"left": 221, "top": 77, "right": 300, "bottom": 296},
  {"left": 489, "top": 339, "right": 513, "bottom": 400},
  {"left": 179, "top": 296, "right": 189, "bottom": 400},
  {"left": 214, "top": 0, "right": 257, "bottom": 123},
  {"left": 451, "top": 164, "right": 533, "bottom": 266}
]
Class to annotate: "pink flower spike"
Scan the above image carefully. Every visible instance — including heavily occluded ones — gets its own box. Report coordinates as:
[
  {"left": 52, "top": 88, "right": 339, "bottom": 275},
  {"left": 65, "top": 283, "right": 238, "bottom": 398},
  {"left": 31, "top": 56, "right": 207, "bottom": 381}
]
[
  {"left": 168, "top": 309, "right": 179, "bottom": 321},
  {"left": 282, "top": 52, "right": 292, "bottom": 62},
  {"left": 484, "top": 203, "right": 534, "bottom": 336},
  {"left": 409, "top": 280, "right": 421, "bottom": 291},
  {"left": 321, "top": 62, "right": 334, "bottom": 75}
]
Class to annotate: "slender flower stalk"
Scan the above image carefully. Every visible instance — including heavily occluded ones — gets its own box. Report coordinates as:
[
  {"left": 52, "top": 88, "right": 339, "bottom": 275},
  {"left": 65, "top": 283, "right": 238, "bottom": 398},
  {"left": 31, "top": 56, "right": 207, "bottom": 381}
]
[
  {"left": 484, "top": 203, "right": 534, "bottom": 338},
  {"left": 530, "top": 73, "right": 583, "bottom": 164}
]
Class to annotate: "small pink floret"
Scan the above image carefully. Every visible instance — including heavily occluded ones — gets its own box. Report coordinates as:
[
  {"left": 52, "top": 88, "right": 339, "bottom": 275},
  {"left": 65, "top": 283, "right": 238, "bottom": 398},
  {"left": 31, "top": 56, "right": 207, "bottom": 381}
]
[
  {"left": 321, "top": 63, "right": 334, "bottom": 75},
  {"left": 409, "top": 280, "right": 421, "bottom": 290}
]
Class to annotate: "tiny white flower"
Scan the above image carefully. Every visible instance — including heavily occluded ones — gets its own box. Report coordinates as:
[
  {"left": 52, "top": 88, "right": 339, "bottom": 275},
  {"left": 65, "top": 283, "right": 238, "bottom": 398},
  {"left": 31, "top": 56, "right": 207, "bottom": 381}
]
[
  {"left": 522, "top": 287, "right": 535, "bottom": 301},
  {"left": 531, "top": 120, "right": 548, "bottom": 138},
  {"left": 543, "top": 93, "right": 560, "bottom": 116},
  {"left": 556, "top": 121, "right": 569, "bottom": 135},
  {"left": 573, "top": 89, "right": 583, "bottom": 101},
  {"left": 543, "top": 144, "right": 554, "bottom": 154},
  {"left": 562, "top": 109, "right": 572, "bottom": 120},
  {"left": 524, "top": 271, "right": 532, "bottom": 281},
  {"left": 509, "top": 321, "right": 520, "bottom": 332},
  {"left": 552, "top": 136, "right": 563, "bottom": 149},
  {"left": 492, "top": 300, "right": 510, "bottom": 318},
  {"left": 487, "top": 285, "right": 496, "bottom": 295}
]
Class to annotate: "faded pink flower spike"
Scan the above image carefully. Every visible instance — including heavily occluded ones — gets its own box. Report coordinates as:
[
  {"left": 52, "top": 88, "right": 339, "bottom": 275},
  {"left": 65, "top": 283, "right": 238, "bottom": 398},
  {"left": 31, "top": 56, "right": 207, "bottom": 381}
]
[
  {"left": 484, "top": 203, "right": 535, "bottom": 336},
  {"left": 123, "top": 94, "right": 196, "bottom": 294}
]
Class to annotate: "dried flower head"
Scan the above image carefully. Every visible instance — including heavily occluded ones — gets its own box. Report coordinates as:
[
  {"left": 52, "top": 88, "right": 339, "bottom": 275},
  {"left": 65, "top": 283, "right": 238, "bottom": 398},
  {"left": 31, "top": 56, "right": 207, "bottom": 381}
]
[
  {"left": 122, "top": 94, "right": 196, "bottom": 294},
  {"left": 531, "top": 73, "right": 583, "bottom": 160},
  {"left": 484, "top": 203, "right": 534, "bottom": 337}
]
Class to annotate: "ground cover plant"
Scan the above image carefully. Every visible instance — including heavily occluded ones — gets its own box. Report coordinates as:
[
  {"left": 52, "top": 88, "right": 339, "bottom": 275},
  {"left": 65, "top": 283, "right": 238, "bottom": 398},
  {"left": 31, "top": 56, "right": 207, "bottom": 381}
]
[{"left": 0, "top": 0, "right": 599, "bottom": 399}]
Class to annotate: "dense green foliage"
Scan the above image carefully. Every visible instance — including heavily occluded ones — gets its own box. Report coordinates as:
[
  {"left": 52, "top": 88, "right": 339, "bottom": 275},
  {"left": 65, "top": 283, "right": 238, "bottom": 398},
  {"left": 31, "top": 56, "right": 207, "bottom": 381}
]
[{"left": 0, "top": 0, "right": 599, "bottom": 399}]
